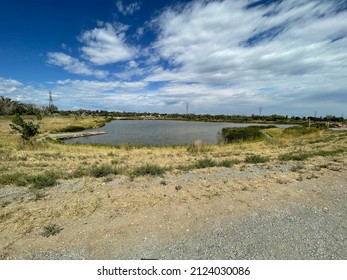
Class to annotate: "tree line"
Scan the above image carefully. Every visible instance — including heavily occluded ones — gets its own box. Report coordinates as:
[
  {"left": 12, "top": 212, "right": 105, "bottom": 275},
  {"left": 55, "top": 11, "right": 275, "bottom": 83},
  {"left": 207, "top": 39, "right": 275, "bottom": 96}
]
[{"left": 1, "top": 96, "right": 344, "bottom": 124}]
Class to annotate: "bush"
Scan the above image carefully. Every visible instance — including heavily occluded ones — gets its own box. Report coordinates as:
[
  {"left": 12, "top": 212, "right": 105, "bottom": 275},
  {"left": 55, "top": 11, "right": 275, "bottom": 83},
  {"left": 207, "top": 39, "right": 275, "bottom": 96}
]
[
  {"left": 56, "top": 125, "right": 85, "bottom": 133},
  {"left": 221, "top": 126, "right": 266, "bottom": 143},
  {"left": 245, "top": 154, "right": 269, "bottom": 164},
  {"left": 10, "top": 114, "right": 40, "bottom": 141},
  {"left": 218, "top": 159, "right": 240, "bottom": 167},
  {"left": 41, "top": 224, "right": 63, "bottom": 237},
  {"left": 132, "top": 164, "right": 166, "bottom": 177},
  {"left": 0, "top": 171, "right": 57, "bottom": 188},
  {"left": 89, "top": 164, "right": 116, "bottom": 178},
  {"left": 278, "top": 152, "right": 310, "bottom": 161},
  {"left": 30, "top": 172, "right": 57, "bottom": 189},
  {"left": 187, "top": 140, "right": 211, "bottom": 154},
  {"left": 195, "top": 158, "right": 217, "bottom": 169}
]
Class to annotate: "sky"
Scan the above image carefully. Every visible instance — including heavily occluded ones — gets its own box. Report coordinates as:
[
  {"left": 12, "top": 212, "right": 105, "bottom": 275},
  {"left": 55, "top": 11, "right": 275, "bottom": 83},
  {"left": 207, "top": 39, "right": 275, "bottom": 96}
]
[{"left": 0, "top": 0, "right": 346, "bottom": 116}]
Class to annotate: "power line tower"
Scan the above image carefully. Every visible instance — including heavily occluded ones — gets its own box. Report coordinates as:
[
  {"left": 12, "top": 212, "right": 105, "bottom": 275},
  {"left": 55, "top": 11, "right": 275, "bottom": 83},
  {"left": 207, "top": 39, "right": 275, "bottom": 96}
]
[
  {"left": 49, "top": 91, "right": 54, "bottom": 108},
  {"left": 186, "top": 103, "right": 189, "bottom": 115}
]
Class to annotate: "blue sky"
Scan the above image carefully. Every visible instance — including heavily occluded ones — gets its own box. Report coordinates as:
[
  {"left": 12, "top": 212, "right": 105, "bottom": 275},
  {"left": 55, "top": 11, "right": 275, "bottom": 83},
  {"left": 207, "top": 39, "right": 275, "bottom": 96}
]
[{"left": 0, "top": 0, "right": 346, "bottom": 116}]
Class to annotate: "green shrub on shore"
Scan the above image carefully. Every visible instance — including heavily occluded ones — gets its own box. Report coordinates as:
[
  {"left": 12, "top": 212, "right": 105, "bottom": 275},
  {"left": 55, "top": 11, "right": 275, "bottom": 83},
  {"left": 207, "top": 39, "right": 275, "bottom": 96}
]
[
  {"left": 221, "top": 126, "right": 272, "bottom": 143},
  {"left": 55, "top": 125, "right": 86, "bottom": 133}
]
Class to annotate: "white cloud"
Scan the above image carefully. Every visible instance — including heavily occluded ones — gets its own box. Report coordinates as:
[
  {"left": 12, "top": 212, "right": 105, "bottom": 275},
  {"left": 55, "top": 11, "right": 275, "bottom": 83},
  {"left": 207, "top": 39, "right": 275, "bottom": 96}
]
[
  {"left": 145, "top": 0, "right": 347, "bottom": 115},
  {"left": 79, "top": 22, "right": 135, "bottom": 65},
  {"left": 47, "top": 52, "right": 108, "bottom": 78},
  {"left": 116, "top": 0, "right": 141, "bottom": 16},
  {"left": 0, "top": 77, "right": 23, "bottom": 94}
]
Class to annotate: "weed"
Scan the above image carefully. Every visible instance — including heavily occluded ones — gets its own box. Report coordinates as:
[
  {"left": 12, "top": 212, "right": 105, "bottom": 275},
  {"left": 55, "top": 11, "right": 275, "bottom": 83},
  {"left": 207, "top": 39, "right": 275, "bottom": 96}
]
[
  {"left": 221, "top": 126, "right": 270, "bottom": 143},
  {"left": 29, "top": 189, "right": 46, "bottom": 201},
  {"left": 0, "top": 172, "right": 57, "bottom": 188},
  {"left": 160, "top": 180, "right": 168, "bottom": 186},
  {"left": 1, "top": 201, "right": 11, "bottom": 208},
  {"left": 176, "top": 164, "right": 195, "bottom": 171},
  {"left": 55, "top": 125, "right": 85, "bottom": 133},
  {"left": 89, "top": 163, "right": 117, "bottom": 178},
  {"left": 41, "top": 224, "right": 63, "bottom": 237},
  {"left": 175, "top": 185, "right": 182, "bottom": 191},
  {"left": 219, "top": 159, "right": 240, "bottom": 167},
  {"left": 0, "top": 172, "right": 30, "bottom": 186},
  {"left": 30, "top": 172, "right": 58, "bottom": 189},
  {"left": 278, "top": 152, "right": 310, "bottom": 161},
  {"left": 187, "top": 140, "right": 211, "bottom": 154},
  {"left": 195, "top": 158, "right": 217, "bottom": 169},
  {"left": 132, "top": 164, "right": 166, "bottom": 177},
  {"left": 291, "top": 163, "right": 305, "bottom": 172},
  {"left": 245, "top": 154, "right": 269, "bottom": 164}
]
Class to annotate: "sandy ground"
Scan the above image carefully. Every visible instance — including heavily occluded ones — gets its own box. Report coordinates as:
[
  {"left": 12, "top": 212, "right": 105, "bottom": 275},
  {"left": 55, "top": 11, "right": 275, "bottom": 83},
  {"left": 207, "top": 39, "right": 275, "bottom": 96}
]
[{"left": 1, "top": 161, "right": 346, "bottom": 260}]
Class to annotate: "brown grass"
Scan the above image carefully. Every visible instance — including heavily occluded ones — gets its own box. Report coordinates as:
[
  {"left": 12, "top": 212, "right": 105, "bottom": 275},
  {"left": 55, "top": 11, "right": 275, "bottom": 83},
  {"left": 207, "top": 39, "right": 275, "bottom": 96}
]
[{"left": 1, "top": 116, "right": 346, "bottom": 251}]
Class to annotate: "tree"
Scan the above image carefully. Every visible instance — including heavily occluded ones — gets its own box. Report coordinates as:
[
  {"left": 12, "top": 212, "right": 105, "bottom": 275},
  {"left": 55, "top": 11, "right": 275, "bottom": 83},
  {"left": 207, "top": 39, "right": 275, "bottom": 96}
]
[{"left": 10, "top": 114, "right": 40, "bottom": 141}]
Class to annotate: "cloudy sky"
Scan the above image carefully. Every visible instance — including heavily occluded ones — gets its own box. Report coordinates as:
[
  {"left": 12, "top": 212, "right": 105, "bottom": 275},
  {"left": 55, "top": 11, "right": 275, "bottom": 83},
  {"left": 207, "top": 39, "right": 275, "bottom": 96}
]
[{"left": 0, "top": 0, "right": 346, "bottom": 116}]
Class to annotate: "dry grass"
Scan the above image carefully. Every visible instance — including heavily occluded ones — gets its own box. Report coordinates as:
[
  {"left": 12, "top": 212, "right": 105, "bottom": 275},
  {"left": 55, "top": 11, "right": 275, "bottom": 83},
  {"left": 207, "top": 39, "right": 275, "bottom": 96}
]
[
  {"left": 1, "top": 117, "right": 346, "bottom": 186},
  {"left": 1, "top": 116, "right": 346, "bottom": 250}
]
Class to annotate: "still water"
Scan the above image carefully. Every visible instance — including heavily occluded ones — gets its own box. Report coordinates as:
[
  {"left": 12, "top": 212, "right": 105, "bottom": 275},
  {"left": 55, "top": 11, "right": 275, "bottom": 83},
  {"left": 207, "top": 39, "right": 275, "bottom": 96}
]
[{"left": 64, "top": 120, "right": 289, "bottom": 146}]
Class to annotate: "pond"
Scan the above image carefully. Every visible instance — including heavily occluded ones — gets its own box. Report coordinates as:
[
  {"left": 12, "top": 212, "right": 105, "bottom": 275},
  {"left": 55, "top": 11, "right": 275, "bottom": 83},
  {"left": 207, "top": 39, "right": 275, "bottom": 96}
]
[{"left": 64, "top": 120, "right": 291, "bottom": 146}]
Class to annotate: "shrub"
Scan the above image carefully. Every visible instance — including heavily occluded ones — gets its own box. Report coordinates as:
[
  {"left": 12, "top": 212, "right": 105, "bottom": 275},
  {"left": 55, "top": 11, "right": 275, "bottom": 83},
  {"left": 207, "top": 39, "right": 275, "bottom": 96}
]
[
  {"left": 195, "top": 158, "right": 217, "bottom": 169},
  {"left": 89, "top": 164, "right": 116, "bottom": 178},
  {"left": 30, "top": 172, "right": 57, "bottom": 189},
  {"left": 132, "top": 164, "right": 166, "bottom": 177},
  {"left": 219, "top": 159, "right": 240, "bottom": 167},
  {"left": 0, "top": 172, "right": 57, "bottom": 188},
  {"left": 56, "top": 125, "right": 85, "bottom": 133},
  {"left": 278, "top": 152, "right": 310, "bottom": 161},
  {"left": 221, "top": 126, "right": 266, "bottom": 143},
  {"left": 187, "top": 140, "right": 211, "bottom": 154},
  {"left": 9, "top": 114, "right": 40, "bottom": 141},
  {"left": 245, "top": 154, "right": 269, "bottom": 164},
  {"left": 41, "top": 224, "right": 63, "bottom": 237}
]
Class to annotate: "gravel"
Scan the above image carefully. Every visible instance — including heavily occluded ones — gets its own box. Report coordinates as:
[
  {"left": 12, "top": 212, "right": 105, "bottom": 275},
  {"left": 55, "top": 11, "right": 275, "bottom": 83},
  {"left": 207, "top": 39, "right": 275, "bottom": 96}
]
[{"left": 108, "top": 203, "right": 346, "bottom": 260}]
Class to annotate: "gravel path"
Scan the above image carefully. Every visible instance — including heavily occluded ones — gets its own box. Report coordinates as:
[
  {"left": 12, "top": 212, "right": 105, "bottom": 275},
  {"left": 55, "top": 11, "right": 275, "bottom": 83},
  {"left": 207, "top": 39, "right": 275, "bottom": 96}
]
[
  {"left": 108, "top": 175, "right": 347, "bottom": 260},
  {"left": 126, "top": 204, "right": 346, "bottom": 260}
]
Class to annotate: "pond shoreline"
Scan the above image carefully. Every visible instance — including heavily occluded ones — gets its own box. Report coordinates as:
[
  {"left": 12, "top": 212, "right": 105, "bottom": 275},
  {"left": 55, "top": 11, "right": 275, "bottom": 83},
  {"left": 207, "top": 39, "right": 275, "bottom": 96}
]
[{"left": 37, "top": 131, "right": 107, "bottom": 141}]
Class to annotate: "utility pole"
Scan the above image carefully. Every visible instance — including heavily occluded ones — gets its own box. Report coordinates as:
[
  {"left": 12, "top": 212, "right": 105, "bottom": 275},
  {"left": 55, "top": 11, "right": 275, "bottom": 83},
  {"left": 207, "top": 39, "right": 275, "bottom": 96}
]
[{"left": 49, "top": 91, "right": 54, "bottom": 107}]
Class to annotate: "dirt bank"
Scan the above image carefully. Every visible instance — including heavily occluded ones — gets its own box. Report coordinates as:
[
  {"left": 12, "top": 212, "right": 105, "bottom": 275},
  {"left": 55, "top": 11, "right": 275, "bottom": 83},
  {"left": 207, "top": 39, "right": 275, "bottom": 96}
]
[{"left": 1, "top": 163, "right": 346, "bottom": 260}]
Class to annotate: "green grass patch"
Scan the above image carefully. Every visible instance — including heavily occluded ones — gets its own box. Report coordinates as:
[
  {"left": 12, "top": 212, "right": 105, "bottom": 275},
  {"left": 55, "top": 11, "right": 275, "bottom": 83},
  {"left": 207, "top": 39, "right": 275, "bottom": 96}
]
[
  {"left": 132, "top": 163, "right": 166, "bottom": 177},
  {"left": 278, "top": 148, "right": 345, "bottom": 162},
  {"left": 283, "top": 126, "right": 320, "bottom": 136},
  {"left": 195, "top": 158, "right": 217, "bottom": 169},
  {"left": 221, "top": 126, "right": 274, "bottom": 143},
  {"left": 245, "top": 154, "right": 269, "bottom": 164},
  {"left": 89, "top": 163, "right": 118, "bottom": 178},
  {"left": 278, "top": 152, "right": 310, "bottom": 161},
  {"left": 0, "top": 171, "right": 57, "bottom": 189},
  {"left": 218, "top": 159, "right": 241, "bottom": 167}
]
